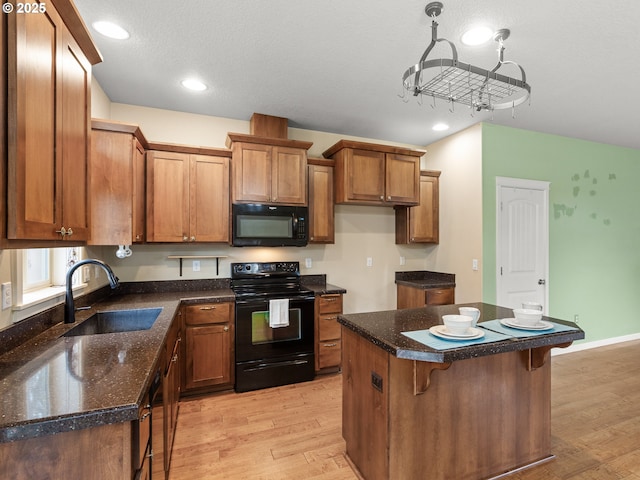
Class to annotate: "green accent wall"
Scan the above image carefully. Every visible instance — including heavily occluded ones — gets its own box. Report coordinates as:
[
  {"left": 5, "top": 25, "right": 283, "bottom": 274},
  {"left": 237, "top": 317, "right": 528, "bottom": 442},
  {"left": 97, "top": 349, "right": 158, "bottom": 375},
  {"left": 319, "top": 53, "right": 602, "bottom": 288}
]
[{"left": 482, "top": 123, "right": 640, "bottom": 343}]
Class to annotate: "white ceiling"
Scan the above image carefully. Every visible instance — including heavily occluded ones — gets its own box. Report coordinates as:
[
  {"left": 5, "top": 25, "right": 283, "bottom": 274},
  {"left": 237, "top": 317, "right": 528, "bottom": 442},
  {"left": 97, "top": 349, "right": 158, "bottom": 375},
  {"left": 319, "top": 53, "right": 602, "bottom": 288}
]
[{"left": 74, "top": 0, "right": 640, "bottom": 150}]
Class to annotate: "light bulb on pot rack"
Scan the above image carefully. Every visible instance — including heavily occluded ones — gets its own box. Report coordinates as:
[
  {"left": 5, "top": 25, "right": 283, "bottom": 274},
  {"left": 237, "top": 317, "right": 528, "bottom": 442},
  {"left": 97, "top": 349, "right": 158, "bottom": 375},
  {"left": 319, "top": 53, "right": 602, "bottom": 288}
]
[{"left": 400, "top": 2, "right": 531, "bottom": 116}]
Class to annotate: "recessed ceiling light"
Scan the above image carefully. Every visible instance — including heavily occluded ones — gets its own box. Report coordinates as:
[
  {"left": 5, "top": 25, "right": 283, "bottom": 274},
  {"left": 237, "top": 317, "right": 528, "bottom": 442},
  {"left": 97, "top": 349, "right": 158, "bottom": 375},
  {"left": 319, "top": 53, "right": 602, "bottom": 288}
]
[
  {"left": 92, "top": 21, "right": 130, "bottom": 40},
  {"left": 432, "top": 123, "right": 449, "bottom": 132},
  {"left": 181, "top": 78, "right": 207, "bottom": 91},
  {"left": 461, "top": 26, "right": 493, "bottom": 46}
]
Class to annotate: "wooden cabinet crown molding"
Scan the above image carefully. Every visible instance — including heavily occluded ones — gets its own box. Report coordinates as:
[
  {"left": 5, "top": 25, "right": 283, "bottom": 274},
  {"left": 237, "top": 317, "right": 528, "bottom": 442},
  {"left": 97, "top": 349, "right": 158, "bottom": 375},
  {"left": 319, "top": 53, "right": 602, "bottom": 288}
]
[
  {"left": 147, "top": 141, "right": 232, "bottom": 157},
  {"left": 322, "top": 139, "right": 426, "bottom": 159},
  {"left": 91, "top": 119, "right": 149, "bottom": 149},
  {"left": 50, "top": 0, "right": 102, "bottom": 65},
  {"left": 225, "top": 132, "right": 313, "bottom": 151}
]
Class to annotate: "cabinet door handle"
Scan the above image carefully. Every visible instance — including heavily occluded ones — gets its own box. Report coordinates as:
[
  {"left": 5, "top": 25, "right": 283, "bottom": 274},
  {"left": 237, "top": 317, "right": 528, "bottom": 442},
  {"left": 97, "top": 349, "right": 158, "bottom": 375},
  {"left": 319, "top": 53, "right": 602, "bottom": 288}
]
[
  {"left": 172, "top": 354, "right": 178, "bottom": 363},
  {"left": 140, "top": 411, "right": 151, "bottom": 422},
  {"left": 199, "top": 306, "right": 216, "bottom": 310},
  {"left": 55, "top": 227, "right": 73, "bottom": 237},
  {"left": 322, "top": 343, "right": 338, "bottom": 348},
  {"left": 323, "top": 316, "right": 338, "bottom": 321}
]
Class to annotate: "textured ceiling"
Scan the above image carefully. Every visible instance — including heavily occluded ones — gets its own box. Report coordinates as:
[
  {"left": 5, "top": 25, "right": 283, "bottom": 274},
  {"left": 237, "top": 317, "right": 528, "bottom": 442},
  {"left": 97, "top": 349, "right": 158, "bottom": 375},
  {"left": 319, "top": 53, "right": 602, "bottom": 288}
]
[{"left": 74, "top": 0, "right": 640, "bottom": 150}]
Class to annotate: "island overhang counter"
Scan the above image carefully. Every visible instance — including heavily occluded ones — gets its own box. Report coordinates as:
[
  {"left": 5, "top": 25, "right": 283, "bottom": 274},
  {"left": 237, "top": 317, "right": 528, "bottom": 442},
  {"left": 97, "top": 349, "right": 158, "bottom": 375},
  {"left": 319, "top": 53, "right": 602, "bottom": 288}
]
[{"left": 338, "top": 302, "right": 585, "bottom": 480}]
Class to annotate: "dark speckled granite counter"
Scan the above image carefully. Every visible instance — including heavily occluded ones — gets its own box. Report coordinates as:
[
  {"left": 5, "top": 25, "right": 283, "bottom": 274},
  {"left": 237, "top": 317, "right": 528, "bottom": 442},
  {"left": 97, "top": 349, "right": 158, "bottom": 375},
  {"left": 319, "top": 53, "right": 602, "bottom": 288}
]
[
  {"left": 0, "top": 285, "right": 233, "bottom": 444},
  {"left": 338, "top": 302, "right": 584, "bottom": 363},
  {"left": 394, "top": 270, "right": 455, "bottom": 289}
]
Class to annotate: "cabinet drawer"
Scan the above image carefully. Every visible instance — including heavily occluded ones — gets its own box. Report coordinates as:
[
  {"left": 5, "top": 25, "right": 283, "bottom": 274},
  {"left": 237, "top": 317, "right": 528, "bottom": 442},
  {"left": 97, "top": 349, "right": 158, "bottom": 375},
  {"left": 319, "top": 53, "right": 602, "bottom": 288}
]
[
  {"left": 318, "top": 314, "right": 341, "bottom": 341},
  {"left": 425, "top": 288, "right": 454, "bottom": 305},
  {"left": 185, "top": 303, "right": 232, "bottom": 325},
  {"left": 318, "top": 340, "right": 341, "bottom": 369},
  {"left": 317, "top": 294, "right": 342, "bottom": 314}
]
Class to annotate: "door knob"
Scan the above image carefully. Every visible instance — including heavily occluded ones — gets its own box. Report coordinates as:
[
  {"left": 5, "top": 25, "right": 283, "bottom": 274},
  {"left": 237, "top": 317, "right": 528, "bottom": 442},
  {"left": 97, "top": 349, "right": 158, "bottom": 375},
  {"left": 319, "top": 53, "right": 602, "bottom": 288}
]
[{"left": 538, "top": 279, "right": 546, "bottom": 285}]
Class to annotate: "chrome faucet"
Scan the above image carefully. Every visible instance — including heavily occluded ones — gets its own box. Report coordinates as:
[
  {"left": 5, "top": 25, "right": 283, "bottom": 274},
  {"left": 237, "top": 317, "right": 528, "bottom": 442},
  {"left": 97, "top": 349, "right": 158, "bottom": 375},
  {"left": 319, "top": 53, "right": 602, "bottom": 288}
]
[{"left": 64, "top": 259, "right": 119, "bottom": 324}]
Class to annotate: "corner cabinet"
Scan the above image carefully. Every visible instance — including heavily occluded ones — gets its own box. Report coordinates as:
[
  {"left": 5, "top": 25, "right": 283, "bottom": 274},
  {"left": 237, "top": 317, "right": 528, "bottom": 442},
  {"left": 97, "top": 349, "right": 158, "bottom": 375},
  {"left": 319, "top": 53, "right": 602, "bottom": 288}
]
[
  {"left": 146, "top": 146, "right": 231, "bottom": 243},
  {"left": 226, "top": 133, "right": 313, "bottom": 205},
  {"left": 315, "top": 293, "right": 343, "bottom": 373},
  {"left": 395, "top": 170, "right": 440, "bottom": 244},
  {"left": 396, "top": 284, "right": 455, "bottom": 309},
  {"left": 182, "top": 302, "right": 235, "bottom": 395},
  {"left": 89, "top": 120, "right": 148, "bottom": 245},
  {"left": 5, "top": 0, "right": 102, "bottom": 241},
  {"left": 308, "top": 159, "right": 335, "bottom": 244},
  {"left": 323, "top": 140, "right": 425, "bottom": 206}
]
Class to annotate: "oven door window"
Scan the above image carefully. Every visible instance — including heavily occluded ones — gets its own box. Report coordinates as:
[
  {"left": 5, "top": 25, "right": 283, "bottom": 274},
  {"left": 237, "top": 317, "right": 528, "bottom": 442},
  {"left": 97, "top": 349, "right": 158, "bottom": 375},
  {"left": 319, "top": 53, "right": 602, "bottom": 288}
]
[{"left": 251, "top": 308, "right": 302, "bottom": 345}]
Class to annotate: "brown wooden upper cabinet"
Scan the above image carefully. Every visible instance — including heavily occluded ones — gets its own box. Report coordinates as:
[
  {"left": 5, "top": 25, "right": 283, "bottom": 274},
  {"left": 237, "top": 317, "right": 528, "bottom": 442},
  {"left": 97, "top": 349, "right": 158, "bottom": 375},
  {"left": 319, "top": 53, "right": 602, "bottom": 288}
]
[
  {"left": 396, "top": 170, "right": 440, "bottom": 244},
  {"left": 89, "top": 120, "right": 148, "bottom": 245},
  {"left": 146, "top": 147, "right": 231, "bottom": 243},
  {"left": 308, "top": 159, "right": 335, "bottom": 244},
  {"left": 322, "top": 140, "right": 425, "bottom": 206},
  {"left": 5, "top": 0, "right": 101, "bottom": 242},
  {"left": 226, "top": 133, "right": 313, "bottom": 205}
]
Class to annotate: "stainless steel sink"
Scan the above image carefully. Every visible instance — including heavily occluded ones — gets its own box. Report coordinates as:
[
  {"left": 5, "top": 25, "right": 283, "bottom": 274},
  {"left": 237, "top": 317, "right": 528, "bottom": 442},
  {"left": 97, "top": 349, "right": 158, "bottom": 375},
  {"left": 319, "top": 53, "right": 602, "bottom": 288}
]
[{"left": 62, "top": 307, "right": 162, "bottom": 337}]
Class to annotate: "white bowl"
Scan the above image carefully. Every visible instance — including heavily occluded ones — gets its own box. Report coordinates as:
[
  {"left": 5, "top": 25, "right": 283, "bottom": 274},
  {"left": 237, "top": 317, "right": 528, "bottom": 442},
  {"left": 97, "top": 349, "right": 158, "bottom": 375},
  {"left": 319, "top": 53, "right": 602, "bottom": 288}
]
[
  {"left": 512, "top": 308, "right": 543, "bottom": 326},
  {"left": 442, "top": 314, "right": 473, "bottom": 335}
]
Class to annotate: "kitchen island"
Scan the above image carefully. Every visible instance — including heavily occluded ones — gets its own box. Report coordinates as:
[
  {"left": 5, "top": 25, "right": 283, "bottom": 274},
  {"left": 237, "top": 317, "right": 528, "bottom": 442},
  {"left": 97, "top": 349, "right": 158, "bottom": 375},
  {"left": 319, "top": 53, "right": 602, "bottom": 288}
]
[{"left": 338, "top": 303, "right": 584, "bottom": 480}]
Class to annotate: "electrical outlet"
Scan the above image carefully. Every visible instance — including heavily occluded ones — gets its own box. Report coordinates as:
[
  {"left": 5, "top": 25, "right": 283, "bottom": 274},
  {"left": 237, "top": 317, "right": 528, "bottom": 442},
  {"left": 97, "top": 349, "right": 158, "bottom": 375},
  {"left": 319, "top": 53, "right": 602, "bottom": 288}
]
[
  {"left": 472, "top": 259, "right": 479, "bottom": 271},
  {"left": 400, "top": 256, "right": 406, "bottom": 266},
  {"left": 305, "top": 258, "right": 312, "bottom": 268},
  {"left": 574, "top": 314, "right": 579, "bottom": 323},
  {"left": 193, "top": 260, "right": 201, "bottom": 272},
  {"left": 2, "top": 283, "right": 12, "bottom": 310},
  {"left": 366, "top": 257, "right": 373, "bottom": 267}
]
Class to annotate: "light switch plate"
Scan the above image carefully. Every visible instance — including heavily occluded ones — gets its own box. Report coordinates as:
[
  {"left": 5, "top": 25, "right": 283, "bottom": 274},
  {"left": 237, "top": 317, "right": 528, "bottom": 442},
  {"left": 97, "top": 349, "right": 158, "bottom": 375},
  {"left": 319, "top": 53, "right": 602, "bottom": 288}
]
[
  {"left": 2, "top": 282, "right": 12, "bottom": 310},
  {"left": 193, "top": 260, "right": 201, "bottom": 272},
  {"left": 305, "top": 258, "right": 312, "bottom": 268}
]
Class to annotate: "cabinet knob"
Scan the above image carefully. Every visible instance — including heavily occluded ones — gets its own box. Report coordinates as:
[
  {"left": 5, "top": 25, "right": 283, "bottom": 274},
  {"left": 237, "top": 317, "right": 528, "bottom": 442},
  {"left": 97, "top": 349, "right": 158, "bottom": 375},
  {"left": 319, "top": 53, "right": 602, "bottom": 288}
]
[
  {"left": 223, "top": 326, "right": 229, "bottom": 332},
  {"left": 190, "top": 236, "right": 196, "bottom": 242},
  {"left": 183, "top": 236, "right": 188, "bottom": 241},
  {"left": 55, "top": 226, "right": 73, "bottom": 237},
  {"left": 172, "top": 354, "right": 178, "bottom": 363},
  {"left": 135, "top": 234, "right": 142, "bottom": 241},
  {"left": 380, "top": 195, "right": 384, "bottom": 200},
  {"left": 387, "top": 196, "right": 391, "bottom": 201}
]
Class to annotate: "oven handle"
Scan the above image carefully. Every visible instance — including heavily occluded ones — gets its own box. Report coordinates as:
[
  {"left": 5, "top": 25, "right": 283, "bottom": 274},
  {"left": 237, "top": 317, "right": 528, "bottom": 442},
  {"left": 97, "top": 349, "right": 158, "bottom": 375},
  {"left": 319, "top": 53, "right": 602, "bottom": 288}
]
[
  {"left": 235, "top": 295, "right": 315, "bottom": 305},
  {"left": 243, "top": 359, "right": 310, "bottom": 372}
]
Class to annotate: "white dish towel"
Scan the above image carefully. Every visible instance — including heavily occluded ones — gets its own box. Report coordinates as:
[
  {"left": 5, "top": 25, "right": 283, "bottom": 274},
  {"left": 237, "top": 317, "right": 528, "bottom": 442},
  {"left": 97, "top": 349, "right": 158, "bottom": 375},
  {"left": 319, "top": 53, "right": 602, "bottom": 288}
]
[{"left": 269, "top": 298, "right": 290, "bottom": 328}]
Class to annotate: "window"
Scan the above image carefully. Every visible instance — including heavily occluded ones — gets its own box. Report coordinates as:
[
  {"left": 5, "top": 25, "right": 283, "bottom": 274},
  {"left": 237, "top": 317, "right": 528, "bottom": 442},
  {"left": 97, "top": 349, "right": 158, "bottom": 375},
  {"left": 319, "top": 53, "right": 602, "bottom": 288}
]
[{"left": 10, "top": 247, "right": 86, "bottom": 322}]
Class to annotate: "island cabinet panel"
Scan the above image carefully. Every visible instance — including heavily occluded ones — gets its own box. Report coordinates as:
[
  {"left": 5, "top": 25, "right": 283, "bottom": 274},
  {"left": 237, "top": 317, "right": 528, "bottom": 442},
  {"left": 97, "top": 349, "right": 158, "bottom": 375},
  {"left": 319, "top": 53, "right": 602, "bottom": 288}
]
[
  {"left": 6, "top": 2, "right": 94, "bottom": 242},
  {"left": 308, "top": 161, "right": 335, "bottom": 243},
  {"left": 182, "top": 302, "right": 235, "bottom": 394},
  {"left": 395, "top": 170, "right": 440, "bottom": 244},
  {"left": 0, "top": 422, "right": 133, "bottom": 480},
  {"left": 323, "top": 140, "right": 424, "bottom": 206},
  {"left": 147, "top": 151, "right": 230, "bottom": 243},
  {"left": 342, "top": 326, "right": 552, "bottom": 480}
]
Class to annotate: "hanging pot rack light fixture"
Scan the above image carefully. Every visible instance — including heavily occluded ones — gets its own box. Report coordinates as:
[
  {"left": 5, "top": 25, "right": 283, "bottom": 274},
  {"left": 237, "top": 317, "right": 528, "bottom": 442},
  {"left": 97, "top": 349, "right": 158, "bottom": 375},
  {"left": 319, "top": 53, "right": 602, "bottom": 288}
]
[{"left": 401, "top": 2, "right": 531, "bottom": 114}]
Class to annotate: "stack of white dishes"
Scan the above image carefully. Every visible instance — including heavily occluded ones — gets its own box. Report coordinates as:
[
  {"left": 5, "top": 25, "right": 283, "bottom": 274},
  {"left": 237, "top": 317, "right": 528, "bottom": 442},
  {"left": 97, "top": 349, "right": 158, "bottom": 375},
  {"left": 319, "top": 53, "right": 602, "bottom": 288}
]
[
  {"left": 430, "top": 314, "right": 485, "bottom": 341},
  {"left": 501, "top": 308, "right": 553, "bottom": 331}
]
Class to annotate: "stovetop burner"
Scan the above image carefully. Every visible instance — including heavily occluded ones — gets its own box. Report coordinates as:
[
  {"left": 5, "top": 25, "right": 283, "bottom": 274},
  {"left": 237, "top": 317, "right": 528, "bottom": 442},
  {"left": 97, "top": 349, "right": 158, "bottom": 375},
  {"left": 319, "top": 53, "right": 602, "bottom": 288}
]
[{"left": 230, "top": 261, "right": 312, "bottom": 300}]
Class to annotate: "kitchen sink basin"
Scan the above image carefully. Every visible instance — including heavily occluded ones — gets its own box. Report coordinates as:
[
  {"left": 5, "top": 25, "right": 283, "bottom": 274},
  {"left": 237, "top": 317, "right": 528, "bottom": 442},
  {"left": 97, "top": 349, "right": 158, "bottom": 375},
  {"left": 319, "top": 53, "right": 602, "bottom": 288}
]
[{"left": 62, "top": 307, "right": 162, "bottom": 337}]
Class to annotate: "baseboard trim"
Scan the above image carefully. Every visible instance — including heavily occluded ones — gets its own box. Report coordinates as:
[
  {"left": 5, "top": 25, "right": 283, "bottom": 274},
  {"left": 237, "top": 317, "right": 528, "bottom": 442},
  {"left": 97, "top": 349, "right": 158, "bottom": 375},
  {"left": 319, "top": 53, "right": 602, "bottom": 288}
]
[{"left": 552, "top": 332, "right": 640, "bottom": 355}]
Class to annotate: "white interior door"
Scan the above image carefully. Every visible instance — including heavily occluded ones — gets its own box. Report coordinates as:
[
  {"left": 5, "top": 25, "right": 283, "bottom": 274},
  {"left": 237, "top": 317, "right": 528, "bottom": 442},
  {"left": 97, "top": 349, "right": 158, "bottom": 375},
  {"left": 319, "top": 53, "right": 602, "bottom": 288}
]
[{"left": 496, "top": 177, "right": 549, "bottom": 313}]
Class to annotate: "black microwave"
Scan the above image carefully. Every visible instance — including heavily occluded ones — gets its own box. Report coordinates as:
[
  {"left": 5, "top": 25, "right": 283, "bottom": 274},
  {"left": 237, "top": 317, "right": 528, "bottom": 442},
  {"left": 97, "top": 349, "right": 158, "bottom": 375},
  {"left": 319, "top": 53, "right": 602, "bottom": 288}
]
[{"left": 231, "top": 204, "right": 308, "bottom": 247}]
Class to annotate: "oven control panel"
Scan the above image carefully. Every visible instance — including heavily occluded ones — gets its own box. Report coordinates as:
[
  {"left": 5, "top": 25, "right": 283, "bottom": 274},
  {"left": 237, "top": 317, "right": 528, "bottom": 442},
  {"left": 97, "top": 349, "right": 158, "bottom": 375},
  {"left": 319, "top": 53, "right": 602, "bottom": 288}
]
[{"left": 231, "top": 262, "right": 300, "bottom": 278}]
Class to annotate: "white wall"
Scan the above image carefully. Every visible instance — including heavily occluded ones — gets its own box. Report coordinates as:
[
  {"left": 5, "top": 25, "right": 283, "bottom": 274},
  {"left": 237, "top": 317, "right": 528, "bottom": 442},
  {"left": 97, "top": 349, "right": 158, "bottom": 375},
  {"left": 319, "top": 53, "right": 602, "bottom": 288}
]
[{"left": 422, "top": 124, "right": 483, "bottom": 303}]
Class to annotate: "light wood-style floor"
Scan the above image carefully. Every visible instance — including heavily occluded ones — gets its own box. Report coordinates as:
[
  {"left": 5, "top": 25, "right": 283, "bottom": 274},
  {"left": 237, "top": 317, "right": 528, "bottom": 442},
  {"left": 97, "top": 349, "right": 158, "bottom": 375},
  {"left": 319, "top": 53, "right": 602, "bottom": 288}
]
[{"left": 169, "top": 340, "right": 640, "bottom": 480}]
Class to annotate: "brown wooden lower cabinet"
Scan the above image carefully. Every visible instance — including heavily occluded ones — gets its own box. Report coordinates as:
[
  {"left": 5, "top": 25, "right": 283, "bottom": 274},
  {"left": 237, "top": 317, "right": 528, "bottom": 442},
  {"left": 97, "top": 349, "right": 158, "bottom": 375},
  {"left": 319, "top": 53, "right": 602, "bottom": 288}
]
[
  {"left": 315, "top": 293, "right": 343, "bottom": 372},
  {"left": 396, "top": 284, "right": 455, "bottom": 309},
  {"left": 182, "top": 302, "right": 235, "bottom": 395}
]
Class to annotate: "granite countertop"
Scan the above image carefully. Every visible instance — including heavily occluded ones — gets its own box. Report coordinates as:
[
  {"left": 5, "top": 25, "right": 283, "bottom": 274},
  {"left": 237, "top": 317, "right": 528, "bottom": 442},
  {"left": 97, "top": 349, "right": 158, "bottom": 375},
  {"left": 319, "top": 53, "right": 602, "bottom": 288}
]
[
  {"left": 338, "top": 302, "right": 585, "bottom": 363},
  {"left": 0, "top": 288, "right": 234, "bottom": 444},
  {"left": 0, "top": 277, "right": 347, "bottom": 444},
  {"left": 395, "top": 271, "right": 456, "bottom": 289}
]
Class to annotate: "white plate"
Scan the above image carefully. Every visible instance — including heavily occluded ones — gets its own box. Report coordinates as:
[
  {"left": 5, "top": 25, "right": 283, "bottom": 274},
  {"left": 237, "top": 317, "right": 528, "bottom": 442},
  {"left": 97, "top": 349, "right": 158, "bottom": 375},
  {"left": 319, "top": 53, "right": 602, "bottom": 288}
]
[
  {"left": 500, "top": 318, "right": 554, "bottom": 331},
  {"left": 429, "top": 325, "right": 485, "bottom": 341}
]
